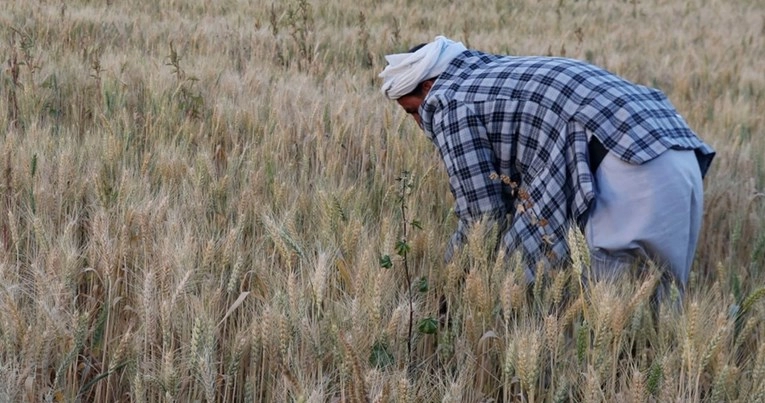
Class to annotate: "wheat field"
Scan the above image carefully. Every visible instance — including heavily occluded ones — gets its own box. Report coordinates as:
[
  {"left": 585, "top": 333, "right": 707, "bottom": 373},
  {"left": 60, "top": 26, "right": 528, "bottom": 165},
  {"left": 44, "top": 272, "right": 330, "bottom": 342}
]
[{"left": 1, "top": 0, "right": 764, "bottom": 401}]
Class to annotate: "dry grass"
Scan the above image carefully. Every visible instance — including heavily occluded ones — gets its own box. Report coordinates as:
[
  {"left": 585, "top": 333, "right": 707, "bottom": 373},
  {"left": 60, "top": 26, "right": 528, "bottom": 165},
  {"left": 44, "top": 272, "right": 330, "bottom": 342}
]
[{"left": 1, "top": 0, "right": 764, "bottom": 401}]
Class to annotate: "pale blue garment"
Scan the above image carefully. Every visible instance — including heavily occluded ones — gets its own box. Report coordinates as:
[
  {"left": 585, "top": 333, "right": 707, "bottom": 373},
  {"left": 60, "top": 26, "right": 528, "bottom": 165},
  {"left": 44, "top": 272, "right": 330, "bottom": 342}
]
[{"left": 584, "top": 147, "right": 703, "bottom": 297}]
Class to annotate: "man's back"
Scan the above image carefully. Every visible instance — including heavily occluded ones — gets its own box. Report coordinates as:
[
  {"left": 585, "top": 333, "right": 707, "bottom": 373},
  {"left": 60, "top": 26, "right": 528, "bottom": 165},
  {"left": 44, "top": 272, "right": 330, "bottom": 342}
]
[{"left": 423, "top": 50, "right": 714, "bottom": 174}]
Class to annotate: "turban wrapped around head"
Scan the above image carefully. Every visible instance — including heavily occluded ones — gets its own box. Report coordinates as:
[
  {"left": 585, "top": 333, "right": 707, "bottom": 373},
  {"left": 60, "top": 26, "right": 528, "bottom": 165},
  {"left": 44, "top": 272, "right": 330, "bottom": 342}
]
[{"left": 379, "top": 36, "right": 467, "bottom": 100}]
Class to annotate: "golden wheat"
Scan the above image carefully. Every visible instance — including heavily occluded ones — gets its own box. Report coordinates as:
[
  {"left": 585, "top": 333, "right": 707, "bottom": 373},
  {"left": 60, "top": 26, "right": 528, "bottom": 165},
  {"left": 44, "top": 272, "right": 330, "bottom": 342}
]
[{"left": 0, "top": 0, "right": 763, "bottom": 400}]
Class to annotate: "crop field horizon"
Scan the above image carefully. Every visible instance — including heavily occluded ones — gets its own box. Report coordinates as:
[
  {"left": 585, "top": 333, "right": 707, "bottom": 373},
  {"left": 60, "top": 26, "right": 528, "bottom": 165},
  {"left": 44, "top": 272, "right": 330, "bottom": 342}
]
[{"left": 1, "top": 0, "right": 764, "bottom": 401}]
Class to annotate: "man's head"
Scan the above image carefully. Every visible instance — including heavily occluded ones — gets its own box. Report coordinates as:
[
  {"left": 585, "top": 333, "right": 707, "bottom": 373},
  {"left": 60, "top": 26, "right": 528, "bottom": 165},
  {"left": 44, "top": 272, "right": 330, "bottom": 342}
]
[
  {"left": 396, "top": 78, "right": 435, "bottom": 128},
  {"left": 378, "top": 36, "right": 467, "bottom": 127},
  {"left": 395, "top": 43, "right": 434, "bottom": 127}
]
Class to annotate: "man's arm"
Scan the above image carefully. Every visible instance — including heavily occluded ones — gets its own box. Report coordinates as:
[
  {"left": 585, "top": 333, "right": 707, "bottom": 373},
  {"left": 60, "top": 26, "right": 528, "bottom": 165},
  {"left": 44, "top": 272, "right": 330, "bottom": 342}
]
[
  {"left": 430, "top": 101, "right": 509, "bottom": 262},
  {"left": 501, "top": 151, "right": 571, "bottom": 271}
]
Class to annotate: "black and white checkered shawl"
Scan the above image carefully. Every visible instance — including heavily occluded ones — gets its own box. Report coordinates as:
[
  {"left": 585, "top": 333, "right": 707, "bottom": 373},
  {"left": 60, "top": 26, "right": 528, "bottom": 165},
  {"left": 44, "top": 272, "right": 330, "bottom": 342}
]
[{"left": 419, "top": 50, "right": 715, "bottom": 269}]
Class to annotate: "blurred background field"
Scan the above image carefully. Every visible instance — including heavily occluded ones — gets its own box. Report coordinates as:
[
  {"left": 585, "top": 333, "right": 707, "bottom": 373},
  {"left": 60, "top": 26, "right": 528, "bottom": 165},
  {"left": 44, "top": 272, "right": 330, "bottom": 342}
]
[{"left": 1, "top": 0, "right": 764, "bottom": 401}]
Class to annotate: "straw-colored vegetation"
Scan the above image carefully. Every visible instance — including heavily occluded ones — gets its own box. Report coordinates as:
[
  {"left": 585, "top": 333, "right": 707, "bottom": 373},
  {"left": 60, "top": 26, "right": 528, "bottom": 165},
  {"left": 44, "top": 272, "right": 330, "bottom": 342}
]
[{"left": 1, "top": 0, "right": 764, "bottom": 401}]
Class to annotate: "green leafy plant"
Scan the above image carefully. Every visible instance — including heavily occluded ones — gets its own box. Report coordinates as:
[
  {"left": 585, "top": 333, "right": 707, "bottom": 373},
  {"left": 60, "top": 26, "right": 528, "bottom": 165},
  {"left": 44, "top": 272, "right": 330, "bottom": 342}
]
[
  {"left": 286, "top": 0, "right": 314, "bottom": 71},
  {"left": 369, "top": 340, "right": 394, "bottom": 369},
  {"left": 379, "top": 171, "right": 428, "bottom": 374},
  {"left": 165, "top": 42, "right": 204, "bottom": 119}
]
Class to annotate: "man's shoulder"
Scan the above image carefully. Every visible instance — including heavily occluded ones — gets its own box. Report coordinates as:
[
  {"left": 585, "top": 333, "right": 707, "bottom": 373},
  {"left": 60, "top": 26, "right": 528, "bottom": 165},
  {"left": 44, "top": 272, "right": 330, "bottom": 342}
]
[
  {"left": 448, "top": 50, "right": 520, "bottom": 74},
  {"left": 441, "top": 51, "right": 599, "bottom": 88},
  {"left": 452, "top": 50, "right": 504, "bottom": 65},
  {"left": 431, "top": 51, "right": 508, "bottom": 95},
  {"left": 451, "top": 51, "right": 591, "bottom": 71}
]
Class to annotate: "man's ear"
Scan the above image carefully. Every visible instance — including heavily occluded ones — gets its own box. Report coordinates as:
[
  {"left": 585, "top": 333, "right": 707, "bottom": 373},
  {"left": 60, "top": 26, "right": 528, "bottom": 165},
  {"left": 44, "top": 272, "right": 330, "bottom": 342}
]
[{"left": 421, "top": 79, "right": 434, "bottom": 94}]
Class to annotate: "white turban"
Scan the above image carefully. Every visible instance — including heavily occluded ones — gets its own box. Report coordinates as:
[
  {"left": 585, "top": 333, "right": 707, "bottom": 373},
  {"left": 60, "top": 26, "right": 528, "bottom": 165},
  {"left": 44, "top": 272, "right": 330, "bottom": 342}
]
[{"left": 379, "top": 36, "right": 467, "bottom": 100}]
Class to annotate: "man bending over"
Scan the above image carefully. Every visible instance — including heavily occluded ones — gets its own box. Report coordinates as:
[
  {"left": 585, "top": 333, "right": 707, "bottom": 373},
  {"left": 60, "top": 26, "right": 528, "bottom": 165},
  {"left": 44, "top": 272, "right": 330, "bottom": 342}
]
[{"left": 379, "top": 36, "right": 715, "bottom": 297}]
